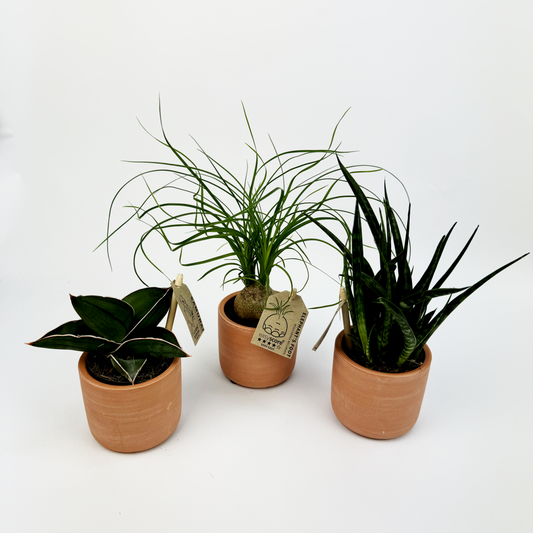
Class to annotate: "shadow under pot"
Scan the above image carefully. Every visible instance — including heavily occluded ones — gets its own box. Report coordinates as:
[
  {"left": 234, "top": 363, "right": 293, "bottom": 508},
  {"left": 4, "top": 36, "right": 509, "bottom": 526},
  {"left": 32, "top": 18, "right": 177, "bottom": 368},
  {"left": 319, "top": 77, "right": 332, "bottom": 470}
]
[
  {"left": 331, "top": 330, "right": 432, "bottom": 439},
  {"left": 218, "top": 292, "right": 297, "bottom": 388},
  {"left": 78, "top": 353, "right": 182, "bottom": 452}
]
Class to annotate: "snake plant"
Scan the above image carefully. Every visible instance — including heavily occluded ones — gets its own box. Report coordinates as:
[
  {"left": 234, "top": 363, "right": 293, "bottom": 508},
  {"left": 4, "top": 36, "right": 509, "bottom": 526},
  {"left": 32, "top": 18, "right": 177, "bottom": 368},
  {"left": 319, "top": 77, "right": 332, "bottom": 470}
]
[
  {"left": 311, "top": 157, "right": 529, "bottom": 372},
  {"left": 28, "top": 287, "right": 187, "bottom": 384}
]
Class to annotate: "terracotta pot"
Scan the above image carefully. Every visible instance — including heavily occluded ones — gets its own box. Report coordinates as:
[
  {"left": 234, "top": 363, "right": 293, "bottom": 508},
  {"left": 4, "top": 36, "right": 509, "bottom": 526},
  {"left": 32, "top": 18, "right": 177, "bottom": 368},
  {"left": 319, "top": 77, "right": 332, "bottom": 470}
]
[
  {"left": 218, "top": 292, "right": 297, "bottom": 388},
  {"left": 331, "top": 330, "right": 432, "bottom": 439},
  {"left": 78, "top": 353, "right": 182, "bottom": 453}
]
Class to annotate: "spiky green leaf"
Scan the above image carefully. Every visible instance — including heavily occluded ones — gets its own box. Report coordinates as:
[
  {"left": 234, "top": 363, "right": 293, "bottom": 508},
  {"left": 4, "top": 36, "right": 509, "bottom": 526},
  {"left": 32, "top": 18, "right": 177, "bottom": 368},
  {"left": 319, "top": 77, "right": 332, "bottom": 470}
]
[
  {"left": 376, "top": 297, "right": 417, "bottom": 367},
  {"left": 432, "top": 226, "right": 479, "bottom": 289},
  {"left": 416, "top": 252, "right": 530, "bottom": 349},
  {"left": 412, "top": 224, "right": 456, "bottom": 295},
  {"left": 351, "top": 202, "right": 370, "bottom": 363},
  {"left": 337, "top": 156, "right": 382, "bottom": 246}
]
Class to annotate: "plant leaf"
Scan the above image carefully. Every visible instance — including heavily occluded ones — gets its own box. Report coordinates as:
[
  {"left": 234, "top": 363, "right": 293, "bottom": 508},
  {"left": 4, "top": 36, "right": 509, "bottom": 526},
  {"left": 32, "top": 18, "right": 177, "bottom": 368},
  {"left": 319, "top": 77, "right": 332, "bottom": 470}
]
[
  {"left": 432, "top": 226, "right": 479, "bottom": 289},
  {"left": 416, "top": 252, "right": 530, "bottom": 349},
  {"left": 376, "top": 297, "right": 417, "bottom": 367},
  {"left": 28, "top": 320, "right": 120, "bottom": 353},
  {"left": 70, "top": 295, "right": 134, "bottom": 343},
  {"left": 351, "top": 201, "right": 370, "bottom": 363},
  {"left": 115, "top": 327, "right": 189, "bottom": 359},
  {"left": 337, "top": 156, "right": 382, "bottom": 245},
  {"left": 109, "top": 356, "right": 147, "bottom": 385},
  {"left": 122, "top": 286, "right": 172, "bottom": 334},
  {"left": 412, "top": 224, "right": 456, "bottom": 294},
  {"left": 401, "top": 287, "right": 467, "bottom": 308}
]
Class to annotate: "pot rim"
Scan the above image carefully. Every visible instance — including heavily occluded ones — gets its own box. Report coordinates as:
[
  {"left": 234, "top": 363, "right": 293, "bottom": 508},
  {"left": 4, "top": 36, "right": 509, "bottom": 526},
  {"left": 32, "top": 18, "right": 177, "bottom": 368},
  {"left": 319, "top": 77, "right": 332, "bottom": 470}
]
[
  {"left": 219, "top": 291, "right": 257, "bottom": 333},
  {"left": 78, "top": 352, "right": 181, "bottom": 391},
  {"left": 334, "top": 329, "right": 432, "bottom": 379}
]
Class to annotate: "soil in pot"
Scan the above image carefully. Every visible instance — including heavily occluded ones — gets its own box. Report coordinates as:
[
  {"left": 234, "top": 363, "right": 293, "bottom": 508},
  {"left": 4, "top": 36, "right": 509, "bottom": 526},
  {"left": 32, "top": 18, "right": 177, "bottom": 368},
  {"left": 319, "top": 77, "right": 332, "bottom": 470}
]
[{"left": 86, "top": 352, "right": 172, "bottom": 386}]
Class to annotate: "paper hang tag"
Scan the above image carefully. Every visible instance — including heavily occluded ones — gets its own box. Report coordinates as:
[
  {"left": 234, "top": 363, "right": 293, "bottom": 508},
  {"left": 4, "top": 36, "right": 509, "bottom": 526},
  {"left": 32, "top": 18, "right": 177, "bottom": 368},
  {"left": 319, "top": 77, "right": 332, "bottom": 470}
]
[
  {"left": 171, "top": 280, "right": 204, "bottom": 345},
  {"left": 312, "top": 299, "right": 346, "bottom": 351},
  {"left": 251, "top": 290, "right": 308, "bottom": 359}
]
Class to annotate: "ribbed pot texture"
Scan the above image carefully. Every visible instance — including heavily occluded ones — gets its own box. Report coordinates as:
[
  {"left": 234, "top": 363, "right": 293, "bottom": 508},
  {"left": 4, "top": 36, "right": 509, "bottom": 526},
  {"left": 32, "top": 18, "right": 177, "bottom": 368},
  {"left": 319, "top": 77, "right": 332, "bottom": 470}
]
[
  {"left": 218, "top": 292, "right": 297, "bottom": 388},
  {"left": 78, "top": 353, "right": 182, "bottom": 453},
  {"left": 331, "top": 330, "right": 432, "bottom": 439}
]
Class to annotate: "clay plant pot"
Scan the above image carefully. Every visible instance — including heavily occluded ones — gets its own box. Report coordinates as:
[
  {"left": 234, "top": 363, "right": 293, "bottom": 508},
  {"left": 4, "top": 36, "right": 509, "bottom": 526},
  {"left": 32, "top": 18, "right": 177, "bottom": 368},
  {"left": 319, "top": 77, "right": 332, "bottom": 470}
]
[
  {"left": 218, "top": 292, "right": 297, "bottom": 388},
  {"left": 78, "top": 353, "right": 182, "bottom": 453},
  {"left": 331, "top": 330, "right": 432, "bottom": 439}
]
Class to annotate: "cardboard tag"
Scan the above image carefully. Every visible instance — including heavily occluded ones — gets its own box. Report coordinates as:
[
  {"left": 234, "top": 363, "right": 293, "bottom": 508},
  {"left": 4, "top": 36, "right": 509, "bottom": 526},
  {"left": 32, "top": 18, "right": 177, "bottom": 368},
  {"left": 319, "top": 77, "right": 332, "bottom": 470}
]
[
  {"left": 251, "top": 290, "right": 308, "bottom": 359},
  {"left": 171, "top": 280, "right": 204, "bottom": 345}
]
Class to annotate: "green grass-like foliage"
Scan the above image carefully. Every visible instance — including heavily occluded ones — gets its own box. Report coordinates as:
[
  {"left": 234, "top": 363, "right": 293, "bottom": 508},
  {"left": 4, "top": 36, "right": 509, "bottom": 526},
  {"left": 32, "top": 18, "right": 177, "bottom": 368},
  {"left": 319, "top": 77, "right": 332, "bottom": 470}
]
[
  {"left": 29, "top": 287, "right": 187, "bottom": 384},
  {"left": 104, "top": 103, "right": 344, "bottom": 296},
  {"left": 312, "top": 157, "right": 529, "bottom": 371}
]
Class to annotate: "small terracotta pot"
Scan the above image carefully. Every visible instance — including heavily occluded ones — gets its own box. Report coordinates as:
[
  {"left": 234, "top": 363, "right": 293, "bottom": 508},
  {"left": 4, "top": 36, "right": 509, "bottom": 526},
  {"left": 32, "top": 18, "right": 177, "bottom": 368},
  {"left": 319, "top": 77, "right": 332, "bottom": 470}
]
[
  {"left": 218, "top": 292, "right": 297, "bottom": 388},
  {"left": 78, "top": 353, "right": 182, "bottom": 453},
  {"left": 331, "top": 330, "right": 432, "bottom": 439}
]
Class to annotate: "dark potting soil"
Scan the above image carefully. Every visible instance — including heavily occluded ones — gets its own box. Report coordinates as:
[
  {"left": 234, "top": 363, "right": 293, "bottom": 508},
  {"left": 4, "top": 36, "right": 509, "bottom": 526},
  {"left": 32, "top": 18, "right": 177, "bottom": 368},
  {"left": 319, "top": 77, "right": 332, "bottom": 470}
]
[
  {"left": 224, "top": 296, "right": 259, "bottom": 328},
  {"left": 86, "top": 352, "right": 172, "bottom": 386},
  {"left": 341, "top": 336, "right": 426, "bottom": 374}
]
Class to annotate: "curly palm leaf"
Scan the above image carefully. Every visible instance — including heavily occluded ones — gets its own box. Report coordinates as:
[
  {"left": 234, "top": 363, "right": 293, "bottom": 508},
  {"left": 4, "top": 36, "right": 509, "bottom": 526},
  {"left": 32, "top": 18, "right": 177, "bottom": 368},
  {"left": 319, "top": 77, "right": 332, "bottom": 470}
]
[{"left": 103, "top": 103, "right": 349, "bottom": 297}]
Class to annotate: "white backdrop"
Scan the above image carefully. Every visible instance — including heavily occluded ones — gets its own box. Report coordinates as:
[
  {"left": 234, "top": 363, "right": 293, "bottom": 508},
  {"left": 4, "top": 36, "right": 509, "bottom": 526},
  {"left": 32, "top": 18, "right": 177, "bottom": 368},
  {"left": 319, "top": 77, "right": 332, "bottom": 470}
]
[{"left": 1, "top": 1, "right": 532, "bottom": 532}]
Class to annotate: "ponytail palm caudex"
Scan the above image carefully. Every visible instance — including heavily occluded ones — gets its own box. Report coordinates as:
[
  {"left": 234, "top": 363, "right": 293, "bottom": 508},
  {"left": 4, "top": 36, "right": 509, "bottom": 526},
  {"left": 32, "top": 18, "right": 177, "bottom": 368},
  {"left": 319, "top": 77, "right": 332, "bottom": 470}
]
[
  {"left": 29, "top": 287, "right": 187, "bottom": 384},
  {"left": 104, "top": 105, "right": 344, "bottom": 322},
  {"left": 312, "top": 157, "right": 529, "bottom": 372}
]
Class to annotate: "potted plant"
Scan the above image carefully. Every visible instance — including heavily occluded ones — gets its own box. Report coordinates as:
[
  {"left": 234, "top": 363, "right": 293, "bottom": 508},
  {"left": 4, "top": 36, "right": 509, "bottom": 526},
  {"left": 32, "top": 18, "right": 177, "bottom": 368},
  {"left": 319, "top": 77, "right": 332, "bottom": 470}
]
[
  {"left": 28, "top": 286, "right": 188, "bottom": 452},
  {"left": 310, "top": 157, "right": 528, "bottom": 439},
  {"left": 104, "top": 104, "right": 343, "bottom": 388}
]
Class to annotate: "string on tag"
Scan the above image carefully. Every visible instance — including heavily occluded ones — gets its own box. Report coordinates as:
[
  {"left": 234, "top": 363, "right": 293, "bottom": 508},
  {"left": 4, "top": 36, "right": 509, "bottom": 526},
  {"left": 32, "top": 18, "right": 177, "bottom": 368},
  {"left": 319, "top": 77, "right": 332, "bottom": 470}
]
[
  {"left": 312, "top": 287, "right": 348, "bottom": 351},
  {"left": 165, "top": 274, "right": 182, "bottom": 345},
  {"left": 339, "top": 287, "right": 353, "bottom": 350}
]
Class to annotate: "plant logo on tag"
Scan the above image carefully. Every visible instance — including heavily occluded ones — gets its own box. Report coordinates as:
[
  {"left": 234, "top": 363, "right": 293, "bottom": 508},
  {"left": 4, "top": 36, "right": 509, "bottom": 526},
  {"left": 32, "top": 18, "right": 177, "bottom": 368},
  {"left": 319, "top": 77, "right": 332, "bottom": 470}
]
[
  {"left": 251, "top": 290, "right": 308, "bottom": 359},
  {"left": 171, "top": 281, "right": 204, "bottom": 345}
]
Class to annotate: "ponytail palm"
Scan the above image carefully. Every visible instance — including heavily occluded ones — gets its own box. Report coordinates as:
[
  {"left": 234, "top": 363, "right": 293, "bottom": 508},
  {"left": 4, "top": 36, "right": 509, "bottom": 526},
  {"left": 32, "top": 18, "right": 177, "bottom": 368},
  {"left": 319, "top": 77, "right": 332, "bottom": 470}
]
[{"left": 104, "top": 104, "right": 345, "bottom": 320}]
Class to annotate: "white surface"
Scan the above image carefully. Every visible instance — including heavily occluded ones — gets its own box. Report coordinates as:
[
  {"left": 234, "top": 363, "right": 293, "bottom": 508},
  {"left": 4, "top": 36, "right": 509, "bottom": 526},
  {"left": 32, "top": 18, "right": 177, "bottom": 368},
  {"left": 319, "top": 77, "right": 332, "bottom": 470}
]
[{"left": 1, "top": 1, "right": 532, "bottom": 532}]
